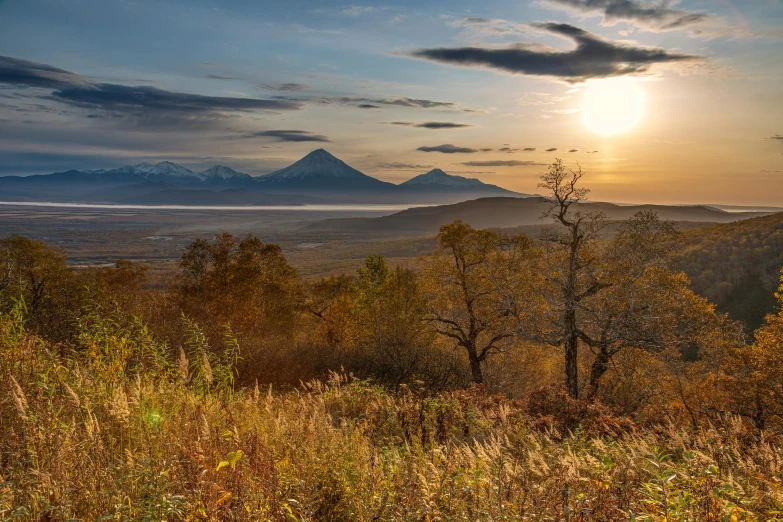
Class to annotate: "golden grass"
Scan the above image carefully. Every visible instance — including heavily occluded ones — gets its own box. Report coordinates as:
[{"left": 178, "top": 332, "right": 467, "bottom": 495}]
[{"left": 2, "top": 306, "right": 782, "bottom": 521}]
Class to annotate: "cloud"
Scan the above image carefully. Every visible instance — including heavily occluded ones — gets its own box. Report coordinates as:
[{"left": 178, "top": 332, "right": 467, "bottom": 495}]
[
  {"left": 388, "top": 121, "right": 472, "bottom": 129},
  {"left": 546, "top": 147, "right": 558, "bottom": 152},
  {"left": 768, "top": 135, "right": 783, "bottom": 140},
  {"left": 339, "top": 5, "right": 377, "bottom": 17},
  {"left": 0, "top": 55, "right": 305, "bottom": 122},
  {"left": 290, "top": 24, "right": 345, "bottom": 35},
  {"left": 235, "top": 130, "right": 330, "bottom": 142},
  {"left": 366, "top": 97, "right": 456, "bottom": 109},
  {"left": 461, "top": 160, "right": 546, "bottom": 167},
  {"left": 447, "top": 17, "right": 528, "bottom": 38},
  {"left": 568, "top": 149, "right": 579, "bottom": 152},
  {"left": 498, "top": 146, "right": 537, "bottom": 152},
  {"left": 586, "top": 150, "right": 599, "bottom": 153},
  {"left": 519, "top": 98, "right": 553, "bottom": 105},
  {"left": 52, "top": 84, "right": 304, "bottom": 113},
  {"left": 316, "top": 96, "right": 476, "bottom": 112},
  {"left": 0, "top": 55, "right": 91, "bottom": 89},
  {"left": 418, "top": 144, "right": 478, "bottom": 153},
  {"left": 407, "top": 23, "right": 701, "bottom": 82},
  {"left": 541, "top": 0, "right": 712, "bottom": 34},
  {"left": 203, "top": 74, "right": 244, "bottom": 81},
  {"left": 259, "top": 83, "right": 310, "bottom": 92},
  {"left": 377, "top": 162, "right": 432, "bottom": 170},
  {"left": 415, "top": 121, "right": 472, "bottom": 129}
]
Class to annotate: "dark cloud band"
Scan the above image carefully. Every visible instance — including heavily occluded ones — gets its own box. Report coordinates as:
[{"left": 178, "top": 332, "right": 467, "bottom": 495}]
[
  {"left": 389, "top": 121, "right": 472, "bottom": 129},
  {"left": 417, "top": 144, "right": 478, "bottom": 153},
  {"left": 408, "top": 23, "right": 701, "bottom": 82},
  {"left": 259, "top": 83, "right": 310, "bottom": 91},
  {"left": 52, "top": 84, "right": 305, "bottom": 113},
  {"left": 236, "top": 130, "right": 330, "bottom": 142},
  {"left": 461, "top": 160, "right": 546, "bottom": 167},
  {"left": 0, "top": 55, "right": 306, "bottom": 117},
  {"left": 0, "top": 55, "right": 90, "bottom": 89}
]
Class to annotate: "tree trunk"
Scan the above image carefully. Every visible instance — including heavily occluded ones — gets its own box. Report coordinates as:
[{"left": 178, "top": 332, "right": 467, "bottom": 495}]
[
  {"left": 587, "top": 345, "right": 610, "bottom": 398},
  {"left": 466, "top": 343, "right": 483, "bottom": 384},
  {"left": 564, "top": 307, "right": 579, "bottom": 399}
]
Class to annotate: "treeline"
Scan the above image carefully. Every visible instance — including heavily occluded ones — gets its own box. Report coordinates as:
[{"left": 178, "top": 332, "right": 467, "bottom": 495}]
[{"left": 2, "top": 160, "right": 783, "bottom": 431}]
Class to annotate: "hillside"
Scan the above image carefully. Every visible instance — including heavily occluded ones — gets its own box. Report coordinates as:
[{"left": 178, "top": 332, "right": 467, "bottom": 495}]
[
  {"left": 673, "top": 212, "right": 783, "bottom": 330},
  {"left": 304, "top": 197, "right": 771, "bottom": 235}
]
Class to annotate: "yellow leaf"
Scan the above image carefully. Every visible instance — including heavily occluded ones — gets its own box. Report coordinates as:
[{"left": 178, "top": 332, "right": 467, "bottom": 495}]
[{"left": 215, "top": 491, "right": 232, "bottom": 507}]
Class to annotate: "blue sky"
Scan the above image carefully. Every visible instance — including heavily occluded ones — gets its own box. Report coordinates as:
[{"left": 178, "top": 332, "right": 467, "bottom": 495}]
[{"left": 1, "top": 0, "right": 782, "bottom": 203}]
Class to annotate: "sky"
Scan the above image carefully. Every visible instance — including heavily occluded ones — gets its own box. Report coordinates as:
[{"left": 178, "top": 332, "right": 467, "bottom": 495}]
[{"left": 0, "top": 0, "right": 781, "bottom": 205}]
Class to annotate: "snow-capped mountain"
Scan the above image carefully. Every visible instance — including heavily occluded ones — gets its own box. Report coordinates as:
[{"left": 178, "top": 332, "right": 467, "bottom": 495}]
[
  {"left": 199, "top": 165, "right": 251, "bottom": 180},
  {"left": 0, "top": 150, "right": 528, "bottom": 204},
  {"left": 399, "top": 168, "right": 524, "bottom": 197},
  {"left": 131, "top": 161, "right": 197, "bottom": 178},
  {"left": 257, "top": 149, "right": 393, "bottom": 190},
  {"left": 99, "top": 162, "right": 251, "bottom": 182},
  {"left": 401, "top": 169, "right": 486, "bottom": 188}
]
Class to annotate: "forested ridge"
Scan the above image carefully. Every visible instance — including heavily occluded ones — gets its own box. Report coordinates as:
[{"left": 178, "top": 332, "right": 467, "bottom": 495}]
[
  {"left": 674, "top": 212, "right": 783, "bottom": 330},
  {"left": 2, "top": 161, "right": 783, "bottom": 520}
]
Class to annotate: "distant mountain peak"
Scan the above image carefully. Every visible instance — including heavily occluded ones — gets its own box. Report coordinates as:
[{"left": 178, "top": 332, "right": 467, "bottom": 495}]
[
  {"left": 130, "top": 161, "right": 196, "bottom": 178},
  {"left": 258, "top": 148, "right": 386, "bottom": 186},
  {"left": 199, "top": 165, "right": 248, "bottom": 180},
  {"left": 401, "top": 169, "right": 486, "bottom": 188}
]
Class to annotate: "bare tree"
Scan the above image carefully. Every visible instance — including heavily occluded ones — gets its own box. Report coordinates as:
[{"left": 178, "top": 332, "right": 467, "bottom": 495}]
[{"left": 536, "top": 160, "right": 609, "bottom": 399}]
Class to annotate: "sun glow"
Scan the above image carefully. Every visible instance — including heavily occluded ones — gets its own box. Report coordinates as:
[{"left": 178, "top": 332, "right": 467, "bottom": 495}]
[{"left": 582, "top": 78, "right": 645, "bottom": 136}]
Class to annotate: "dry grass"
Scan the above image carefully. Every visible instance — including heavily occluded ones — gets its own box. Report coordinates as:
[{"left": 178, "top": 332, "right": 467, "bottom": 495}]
[{"left": 2, "top": 305, "right": 782, "bottom": 521}]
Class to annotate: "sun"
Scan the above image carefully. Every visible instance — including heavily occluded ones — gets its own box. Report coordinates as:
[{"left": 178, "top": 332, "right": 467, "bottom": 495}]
[{"left": 582, "top": 78, "right": 645, "bottom": 136}]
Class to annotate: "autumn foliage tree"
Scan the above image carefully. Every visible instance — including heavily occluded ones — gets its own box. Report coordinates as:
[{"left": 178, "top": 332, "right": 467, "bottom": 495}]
[
  {"left": 421, "top": 220, "right": 535, "bottom": 384},
  {"left": 178, "top": 233, "right": 302, "bottom": 332},
  {"left": 722, "top": 267, "right": 783, "bottom": 429},
  {"left": 499, "top": 161, "right": 726, "bottom": 401},
  {"left": 0, "top": 234, "right": 85, "bottom": 341},
  {"left": 310, "top": 256, "right": 460, "bottom": 388},
  {"left": 177, "top": 233, "right": 304, "bottom": 382}
]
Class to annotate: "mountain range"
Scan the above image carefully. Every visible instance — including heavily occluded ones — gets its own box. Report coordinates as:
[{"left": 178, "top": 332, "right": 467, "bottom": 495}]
[{"left": 0, "top": 149, "right": 527, "bottom": 205}]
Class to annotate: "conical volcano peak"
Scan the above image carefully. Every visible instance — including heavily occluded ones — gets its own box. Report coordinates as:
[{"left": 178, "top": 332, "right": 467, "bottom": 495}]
[
  {"left": 259, "top": 149, "right": 383, "bottom": 184},
  {"left": 299, "top": 148, "right": 346, "bottom": 166}
]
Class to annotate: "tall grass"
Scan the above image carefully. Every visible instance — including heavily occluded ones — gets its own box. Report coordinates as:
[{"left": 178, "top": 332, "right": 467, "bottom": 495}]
[{"left": 2, "top": 303, "right": 782, "bottom": 521}]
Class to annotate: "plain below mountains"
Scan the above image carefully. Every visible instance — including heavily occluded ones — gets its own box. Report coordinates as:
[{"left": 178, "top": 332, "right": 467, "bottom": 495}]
[{"left": 0, "top": 149, "right": 527, "bottom": 206}]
